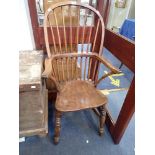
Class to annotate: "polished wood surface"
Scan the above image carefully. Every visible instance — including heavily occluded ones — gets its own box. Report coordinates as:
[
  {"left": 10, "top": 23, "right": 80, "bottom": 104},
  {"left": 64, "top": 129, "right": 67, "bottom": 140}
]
[
  {"left": 104, "top": 29, "right": 135, "bottom": 72},
  {"left": 56, "top": 80, "right": 107, "bottom": 112}
]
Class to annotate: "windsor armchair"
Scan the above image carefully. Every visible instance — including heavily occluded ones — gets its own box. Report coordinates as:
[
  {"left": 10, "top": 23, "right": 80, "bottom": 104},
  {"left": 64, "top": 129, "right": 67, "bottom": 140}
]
[{"left": 43, "top": 1, "right": 120, "bottom": 144}]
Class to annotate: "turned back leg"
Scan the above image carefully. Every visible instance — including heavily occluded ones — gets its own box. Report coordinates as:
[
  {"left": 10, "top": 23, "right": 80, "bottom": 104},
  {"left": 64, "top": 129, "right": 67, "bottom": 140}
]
[
  {"left": 54, "top": 110, "right": 62, "bottom": 144},
  {"left": 98, "top": 105, "right": 106, "bottom": 136}
]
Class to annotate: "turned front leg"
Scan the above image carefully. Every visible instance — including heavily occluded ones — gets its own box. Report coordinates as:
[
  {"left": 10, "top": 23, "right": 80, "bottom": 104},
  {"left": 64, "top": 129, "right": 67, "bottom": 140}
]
[
  {"left": 54, "top": 110, "right": 62, "bottom": 144},
  {"left": 98, "top": 105, "right": 106, "bottom": 136}
]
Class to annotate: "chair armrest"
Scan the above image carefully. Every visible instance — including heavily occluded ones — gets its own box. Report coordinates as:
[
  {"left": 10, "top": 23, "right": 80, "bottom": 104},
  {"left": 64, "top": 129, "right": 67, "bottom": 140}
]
[
  {"left": 41, "top": 58, "right": 52, "bottom": 78},
  {"left": 95, "top": 54, "right": 121, "bottom": 74},
  {"left": 95, "top": 54, "right": 121, "bottom": 86},
  {"left": 42, "top": 58, "right": 61, "bottom": 91}
]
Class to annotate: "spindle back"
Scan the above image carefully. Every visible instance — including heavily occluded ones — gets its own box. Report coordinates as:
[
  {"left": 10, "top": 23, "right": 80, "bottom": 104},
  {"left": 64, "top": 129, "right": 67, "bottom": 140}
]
[
  {"left": 49, "top": 52, "right": 119, "bottom": 88},
  {"left": 44, "top": 1, "right": 105, "bottom": 58}
]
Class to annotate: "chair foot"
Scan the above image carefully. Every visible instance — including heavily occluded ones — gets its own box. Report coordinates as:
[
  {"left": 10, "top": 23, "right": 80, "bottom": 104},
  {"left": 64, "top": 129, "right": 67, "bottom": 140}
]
[
  {"left": 53, "top": 136, "right": 60, "bottom": 145},
  {"left": 53, "top": 110, "right": 62, "bottom": 145},
  {"left": 98, "top": 105, "right": 106, "bottom": 136},
  {"left": 99, "top": 127, "right": 104, "bottom": 136}
]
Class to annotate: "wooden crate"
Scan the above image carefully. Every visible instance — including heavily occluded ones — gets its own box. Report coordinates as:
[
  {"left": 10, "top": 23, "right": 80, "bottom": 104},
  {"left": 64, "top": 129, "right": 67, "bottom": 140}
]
[{"left": 19, "top": 50, "right": 48, "bottom": 137}]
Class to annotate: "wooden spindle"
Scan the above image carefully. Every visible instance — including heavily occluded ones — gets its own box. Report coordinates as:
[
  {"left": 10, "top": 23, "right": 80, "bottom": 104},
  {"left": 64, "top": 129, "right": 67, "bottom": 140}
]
[
  {"left": 75, "top": 57, "right": 79, "bottom": 80},
  {"left": 76, "top": 6, "right": 80, "bottom": 52},
  {"left": 94, "top": 61, "right": 100, "bottom": 83},
  {"left": 92, "top": 19, "right": 100, "bottom": 52},
  {"left": 66, "top": 57, "right": 69, "bottom": 81},
  {"left": 92, "top": 59, "right": 98, "bottom": 81},
  {"left": 71, "top": 57, "right": 74, "bottom": 80},
  {"left": 48, "top": 15, "right": 57, "bottom": 54},
  {"left": 61, "top": 58, "right": 65, "bottom": 81},
  {"left": 44, "top": 15, "right": 51, "bottom": 57},
  {"left": 53, "top": 59, "right": 58, "bottom": 81},
  {"left": 61, "top": 6, "right": 68, "bottom": 53},
  {"left": 69, "top": 5, "right": 73, "bottom": 52},
  {"left": 95, "top": 71, "right": 113, "bottom": 86},
  {"left": 80, "top": 56, "right": 83, "bottom": 80},
  {"left": 84, "top": 57, "right": 87, "bottom": 80},
  {"left": 88, "top": 57, "right": 92, "bottom": 80},
  {"left": 70, "top": 57, "right": 72, "bottom": 80},
  {"left": 52, "top": 59, "right": 56, "bottom": 79},
  {"left": 53, "top": 9, "right": 62, "bottom": 53},
  {"left": 86, "top": 26, "right": 93, "bottom": 53},
  {"left": 74, "top": 57, "right": 77, "bottom": 79},
  {"left": 56, "top": 59, "right": 60, "bottom": 82},
  {"left": 82, "top": 9, "right": 88, "bottom": 53}
]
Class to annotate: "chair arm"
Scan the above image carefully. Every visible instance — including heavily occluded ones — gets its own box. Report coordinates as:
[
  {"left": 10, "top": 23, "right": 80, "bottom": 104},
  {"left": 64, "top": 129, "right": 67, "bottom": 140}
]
[
  {"left": 46, "top": 53, "right": 121, "bottom": 87},
  {"left": 42, "top": 71, "right": 51, "bottom": 79},
  {"left": 42, "top": 58, "right": 60, "bottom": 91},
  {"left": 95, "top": 54, "right": 121, "bottom": 74},
  {"left": 42, "top": 58, "right": 52, "bottom": 79},
  {"left": 95, "top": 54, "right": 121, "bottom": 86}
]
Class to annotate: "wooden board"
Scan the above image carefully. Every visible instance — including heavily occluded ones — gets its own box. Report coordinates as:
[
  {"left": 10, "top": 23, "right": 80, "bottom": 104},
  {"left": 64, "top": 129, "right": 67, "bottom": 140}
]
[{"left": 19, "top": 50, "right": 43, "bottom": 91}]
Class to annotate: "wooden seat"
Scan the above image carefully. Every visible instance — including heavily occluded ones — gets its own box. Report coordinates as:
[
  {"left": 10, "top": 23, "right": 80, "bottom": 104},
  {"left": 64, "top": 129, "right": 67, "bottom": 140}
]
[{"left": 56, "top": 80, "right": 107, "bottom": 112}]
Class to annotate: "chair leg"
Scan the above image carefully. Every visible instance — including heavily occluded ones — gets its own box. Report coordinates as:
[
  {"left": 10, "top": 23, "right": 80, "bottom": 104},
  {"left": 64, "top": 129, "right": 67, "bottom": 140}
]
[
  {"left": 98, "top": 105, "right": 106, "bottom": 136},
  {"left": 54, "top": 110, "right": 62, "bottom": 144}
]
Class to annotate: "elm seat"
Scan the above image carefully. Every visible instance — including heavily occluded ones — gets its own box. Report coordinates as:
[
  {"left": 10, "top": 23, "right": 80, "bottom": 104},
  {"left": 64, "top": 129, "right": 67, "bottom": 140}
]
[{"left": 56, "top": 80, "right": 107, "bottom": 112}]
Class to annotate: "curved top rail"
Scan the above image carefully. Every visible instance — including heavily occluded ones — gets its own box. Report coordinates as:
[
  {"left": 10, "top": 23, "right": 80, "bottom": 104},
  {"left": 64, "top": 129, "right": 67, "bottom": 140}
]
[{"left": 44, "top": 1, "right": 105, "bottom": 57}]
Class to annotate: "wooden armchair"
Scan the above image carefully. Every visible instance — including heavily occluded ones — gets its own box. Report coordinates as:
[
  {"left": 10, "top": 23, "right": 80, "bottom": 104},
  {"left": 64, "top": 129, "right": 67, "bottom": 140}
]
[
  {"left": 43, "top": 1, "right": 105, "bottom": 91},
  {"left": 43, "top": 1, "right": 120, "bottom": 144},
  {"left": 42, "top": 52, "right": 120, "bottom": 144}
]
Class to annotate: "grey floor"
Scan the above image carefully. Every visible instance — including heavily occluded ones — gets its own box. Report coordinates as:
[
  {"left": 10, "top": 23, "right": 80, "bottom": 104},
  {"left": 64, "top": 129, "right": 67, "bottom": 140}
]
[{"left": 19, "top": 49, "right": 135, "bottom": 155}]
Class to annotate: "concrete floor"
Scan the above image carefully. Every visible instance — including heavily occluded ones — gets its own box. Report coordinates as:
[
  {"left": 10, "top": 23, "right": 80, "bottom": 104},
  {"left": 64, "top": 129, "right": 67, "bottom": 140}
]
[{"left": 19, "top": 49, "right": 135, "bottom": 155}]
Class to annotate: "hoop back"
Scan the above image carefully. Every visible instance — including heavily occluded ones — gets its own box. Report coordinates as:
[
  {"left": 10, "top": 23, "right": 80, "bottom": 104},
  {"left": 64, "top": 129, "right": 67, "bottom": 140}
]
[{"left": 44, "top": 1, "right": 105, "bottom": 57}]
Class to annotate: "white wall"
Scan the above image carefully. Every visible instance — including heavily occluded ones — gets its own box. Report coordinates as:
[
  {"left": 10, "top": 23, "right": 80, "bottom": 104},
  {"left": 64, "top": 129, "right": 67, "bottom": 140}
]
[
  {"left": 0, "top": 0, "right": 35, "bottom": 52},
  {"left": 0, "top": 1, "right": 36, "bottom": 154},
  {"left": 18, "top": 0, "right": 35, "bottom": 50}
]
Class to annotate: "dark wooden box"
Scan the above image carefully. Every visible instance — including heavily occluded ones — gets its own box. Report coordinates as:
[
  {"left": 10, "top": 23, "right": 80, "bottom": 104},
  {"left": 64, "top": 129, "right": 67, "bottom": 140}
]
[{"left": 19, "top": 50, "right": 48, "bottom": 137}]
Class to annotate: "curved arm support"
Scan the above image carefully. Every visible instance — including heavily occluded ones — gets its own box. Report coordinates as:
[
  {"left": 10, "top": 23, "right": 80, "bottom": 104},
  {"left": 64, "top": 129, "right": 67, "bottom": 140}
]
[
  {"left": 42, "top": 58, "right": 61, "bottom": 92},
  {"left": 94, "top": 55, "right": 121, "bottom": 86}
]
